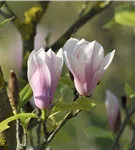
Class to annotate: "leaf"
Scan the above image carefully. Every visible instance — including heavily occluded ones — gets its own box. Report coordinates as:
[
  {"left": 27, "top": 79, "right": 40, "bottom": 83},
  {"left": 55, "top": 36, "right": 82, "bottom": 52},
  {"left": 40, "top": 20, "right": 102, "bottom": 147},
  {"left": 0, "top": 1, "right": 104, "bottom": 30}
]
[
  {"left": 49, "top": 97, "right": 96, "bottom": 118},
  {"left": 59, "top": 77, "right": 74, "bottom": 89},
  {"left": 85, "top": 126, "right": 113, "bottom": 139},
  {"left": 114, "top": 4, "right": 135, "bottom": 27},
  {"left": 21, "top": 116, "right": 32, "bottom": 130},
  {"left": 124, "top": 83, "right": 135, "bottom": 99},
  {"left": 0, "top": 113, "right": 38, "bottom": 132},
  {"left": 0, "top": 16, "right": 15, "bottom": 27},
  {"left": 19, "top": 84, "right": 33, "bottom": 107}
]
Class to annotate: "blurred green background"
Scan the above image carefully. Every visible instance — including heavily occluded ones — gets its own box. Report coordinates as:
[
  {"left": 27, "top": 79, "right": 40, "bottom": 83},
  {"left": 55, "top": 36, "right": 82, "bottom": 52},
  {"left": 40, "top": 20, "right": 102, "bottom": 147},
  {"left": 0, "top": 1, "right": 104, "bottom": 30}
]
[{"left": 0, "top": 1, "right": 135, "bottom": 150}]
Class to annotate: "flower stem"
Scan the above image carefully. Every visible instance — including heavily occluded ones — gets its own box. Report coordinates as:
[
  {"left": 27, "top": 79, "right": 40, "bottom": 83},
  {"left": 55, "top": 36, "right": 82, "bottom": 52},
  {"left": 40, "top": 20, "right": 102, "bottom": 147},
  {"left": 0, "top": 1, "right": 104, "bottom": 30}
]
[{"left": 41, "top": 109, "right": 46, "bottom": 121}]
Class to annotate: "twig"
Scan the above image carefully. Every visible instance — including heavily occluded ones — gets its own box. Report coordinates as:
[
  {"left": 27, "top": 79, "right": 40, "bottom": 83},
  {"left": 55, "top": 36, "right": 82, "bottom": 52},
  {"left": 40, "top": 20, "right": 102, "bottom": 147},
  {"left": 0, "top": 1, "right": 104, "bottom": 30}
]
[
  {"left": 16, "top": 119, "right": 21, "bottom": 150},
  {"left": 78, "top": 1, "right": 89, "bottom": 18},
  {"left": 36, "top": 121, "right": 41, "bottom": 149},
  {"left": 123, "top": 104, "right": 135, "bottom": 149},
  {"left": 42, "top": 110, "right": 80, "bottom": 149},
  {"left": 47, "top": 1, "right": 112, "bottom": 51},
  {"left": 0, "top": 2, "right": 20, "bottom": 27},
  {"left": 112, "top": 103, "right": 135, "bottom": 150},
  {"left": 4, "top": 2, "right": 18, "bottom": 22},
  {"left": 43, "top": 119, "right": 49, "bottom": 143},
  {"left": 0, "top": 1, "right": 5, "bottom": 8},
  {"left": 130, "top": 128, "right": 135, "bottom": 150},
  {"left": 21, "top": 130, "right": 28, "bottom": 150}
]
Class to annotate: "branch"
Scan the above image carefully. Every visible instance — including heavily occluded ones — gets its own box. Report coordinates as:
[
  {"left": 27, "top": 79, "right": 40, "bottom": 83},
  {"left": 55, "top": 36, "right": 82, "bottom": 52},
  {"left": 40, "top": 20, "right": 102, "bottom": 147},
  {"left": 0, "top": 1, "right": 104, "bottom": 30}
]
[
  {"left": 78, "top": 1, "right": 89, "bottom": 18},
  {"left": 112, "top": 103, "right": 135, "bottom": 150},
  {"left": 0, "top": 1, "right": 5, "bottom": 8},
  {"left": 42, "top": 110, "right": 80, "bottom": 149},
  {"left": 47, "top": 1, "right": 112, "bottom": 51}
]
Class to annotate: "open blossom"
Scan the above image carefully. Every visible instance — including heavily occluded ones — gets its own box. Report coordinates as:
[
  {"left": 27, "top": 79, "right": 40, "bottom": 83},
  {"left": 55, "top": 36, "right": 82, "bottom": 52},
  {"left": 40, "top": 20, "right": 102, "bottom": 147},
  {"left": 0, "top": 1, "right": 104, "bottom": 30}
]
[
  {"left": 105, "top": 90, "right": 121, "bottom": 133},
  {"left": 63, "top": 38, "right": 115, "bottom": 96},
  {"left": 27, "top": 48, "right": 63, "bottom": 109}
]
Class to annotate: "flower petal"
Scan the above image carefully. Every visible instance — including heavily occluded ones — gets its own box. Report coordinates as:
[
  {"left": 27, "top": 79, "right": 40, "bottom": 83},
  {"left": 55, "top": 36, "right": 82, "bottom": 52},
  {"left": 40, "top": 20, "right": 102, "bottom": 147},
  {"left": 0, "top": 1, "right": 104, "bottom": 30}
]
[
  {"left": 27, "top": 50, "right": 37, "bottom": 81},
  {"left": 90, "top": 69, "right": 105, "bottom": 95},
  {"left": 105, "top": 90, "right": 121, "bottom": 132},
  {"left": 56, "top": 48, "right": 64, "bottom": 75},
  {"left": 36, "top": 47, "right": 46, "bottom": 61},
  {"left": 44, "top": 48, "right": 63, "bottom": 95},
  {"left": 73, "top": 39, "right": 88, "bottom": 58},
  {"left": 105, "top": 90, "right": 120, "bottom": 112},
  {"left": 91, "top": 41, "right": 104, "bottom": 72},
  {"left": 29, "top": 55, "right": 51, "bottom": 97},
  {"left": 100, "top": 50, "right": 115, "bottom": 70},
  {"left": 64, "top": 51, "right": 85, "bottom": 83},
  {"left": 78, "top": 41, "right": 94, "bottom": 62},
  {"left": 63, "top": 38, "right": 79, "bottom": 54}
]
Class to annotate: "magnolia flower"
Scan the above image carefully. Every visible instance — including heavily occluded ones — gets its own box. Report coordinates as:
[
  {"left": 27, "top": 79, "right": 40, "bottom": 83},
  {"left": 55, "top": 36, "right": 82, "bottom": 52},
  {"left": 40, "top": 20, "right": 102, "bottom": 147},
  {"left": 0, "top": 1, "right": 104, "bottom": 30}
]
[
  {"left": 63, "top": 38, "right": 115, "bottom": 96},
  {"left": 27, "top": 48, "right": 63, "bottom": 109},
  {"left": 105, "top": 90, "right": 121, "bottom": 133}
]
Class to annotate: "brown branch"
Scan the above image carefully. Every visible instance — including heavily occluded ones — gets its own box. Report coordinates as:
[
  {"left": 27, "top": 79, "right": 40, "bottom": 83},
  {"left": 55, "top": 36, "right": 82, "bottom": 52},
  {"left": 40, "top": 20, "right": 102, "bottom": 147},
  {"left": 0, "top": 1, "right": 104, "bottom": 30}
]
[
  {"left": 47, "top": 1, "right": 112, "bottom": 51},
  {"left": 112, "top": 103, "right": 135, "bottom": 150}
]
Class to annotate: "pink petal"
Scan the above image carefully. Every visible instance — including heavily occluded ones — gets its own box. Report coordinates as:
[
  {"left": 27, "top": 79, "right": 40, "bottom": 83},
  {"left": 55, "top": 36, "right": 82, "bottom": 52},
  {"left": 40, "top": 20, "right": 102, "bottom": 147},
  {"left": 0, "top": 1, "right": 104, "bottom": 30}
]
[
  {"left": 63, "top": 38, "right": 79, "bottom": 54},
  {"left": 90, "top": 69, "right": 105, "bottom": 95},
  {"left": 29, "top": 55, "right": 51, "bottom": 100},
  {"left": 64, "top": 51, "right": 85, "bottom": 83},
  {"left": 105, "top": 90, "right": 120, "bottom": 114},
  {"left": 74, "top": 79, "right": 88, "bottom": 96},
  {"left": 45, "top": 48, "right": 63, "bottom": 95}
]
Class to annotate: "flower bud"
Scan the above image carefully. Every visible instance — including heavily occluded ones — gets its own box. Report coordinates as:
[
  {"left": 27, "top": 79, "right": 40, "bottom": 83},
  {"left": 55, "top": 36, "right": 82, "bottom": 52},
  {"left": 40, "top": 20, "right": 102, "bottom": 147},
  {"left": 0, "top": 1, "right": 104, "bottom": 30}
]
[
  {"left": 63, "top": 38, "right": 115, "bottom": 96},
  {"left": 105, "top": 90, "right": 121, "bottom": 133},
  {"left": 27, "top": 48, "right": 63, "bottom": 110},
  {"left": 7, "top": 70, "right": 19, "bottom": 114}
]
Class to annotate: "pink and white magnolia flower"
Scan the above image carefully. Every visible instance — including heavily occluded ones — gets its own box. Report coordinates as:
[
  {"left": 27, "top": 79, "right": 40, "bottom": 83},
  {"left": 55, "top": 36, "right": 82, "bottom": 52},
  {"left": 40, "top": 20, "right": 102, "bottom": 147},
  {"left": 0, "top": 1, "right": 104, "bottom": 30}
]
[
  {"left": 63, "top": 38, "right": 115, "bottom": 96},
  {"left": 105, "top": 90, "right": 121, "bottom": 132},
  {"left": 27, "top": 48, "right": 63, "bottom": 110}
]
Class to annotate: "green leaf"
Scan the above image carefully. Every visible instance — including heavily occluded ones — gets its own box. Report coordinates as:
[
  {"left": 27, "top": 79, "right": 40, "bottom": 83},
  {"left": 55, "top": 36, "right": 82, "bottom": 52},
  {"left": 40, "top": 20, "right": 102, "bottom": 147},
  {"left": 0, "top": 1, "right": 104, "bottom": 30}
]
[
  {"left": 114, "top": 4, "right": 135, "bottom": 27},
  {"left": 21, "top": 116, "right": 32, "bottom": 130},
  {"left": 19, "top": 84, "right": 33, "bottom": 107},
  {"left": 0, "top": 16, "right": 15, "bottom": 27},
  {"left": 49, "top": 97, "right": 96, "bottom": 118},
  {"left": 85, "top": 126, "right": 113, "bottom": 139},
  {"left": 124, "top": 83, "right": 135, "bottom": 99},
  {"left": 59, "top": 77, "right": 74, "bottom": 89},
  {"left": 0, "top": 113, "right": 38, "bottom": 132}
]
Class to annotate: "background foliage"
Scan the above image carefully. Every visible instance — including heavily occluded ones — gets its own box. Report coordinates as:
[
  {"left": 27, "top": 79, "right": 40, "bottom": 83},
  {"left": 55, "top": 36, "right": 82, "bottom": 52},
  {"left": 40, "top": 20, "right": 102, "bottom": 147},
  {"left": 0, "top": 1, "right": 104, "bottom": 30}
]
[{"left": 0, "top": 1, "right": 135, "bottom": 150}]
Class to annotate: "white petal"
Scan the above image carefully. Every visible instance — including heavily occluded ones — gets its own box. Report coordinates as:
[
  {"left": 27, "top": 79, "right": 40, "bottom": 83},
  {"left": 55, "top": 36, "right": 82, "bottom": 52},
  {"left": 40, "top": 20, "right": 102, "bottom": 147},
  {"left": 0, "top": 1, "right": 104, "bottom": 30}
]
[
  {"left": 91, "top": 41, "right": 104, "bottom": 72},
  {"left": 56, "top": 48, "right": 64, "bottom": 75},
  {"left": 73, "top": 38, "right": 88, "bottom": 57},
  {"left": 36, "top": 47, "right": 46, "bottom": 61},
  {"left": 100, "top": 50, "right": 115, "bottom": 70},
  {"left": 64, "top": 51, "right": 85, "bottom": 83},
  {"left": 63, "top": 38, "right": 79, "bottom": 54},
  {"left": 45, "top": 48, "right": 57, "bottom": 76},
  {"left": 27, "top": 50, "right": 37, "bottom": 81}
]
